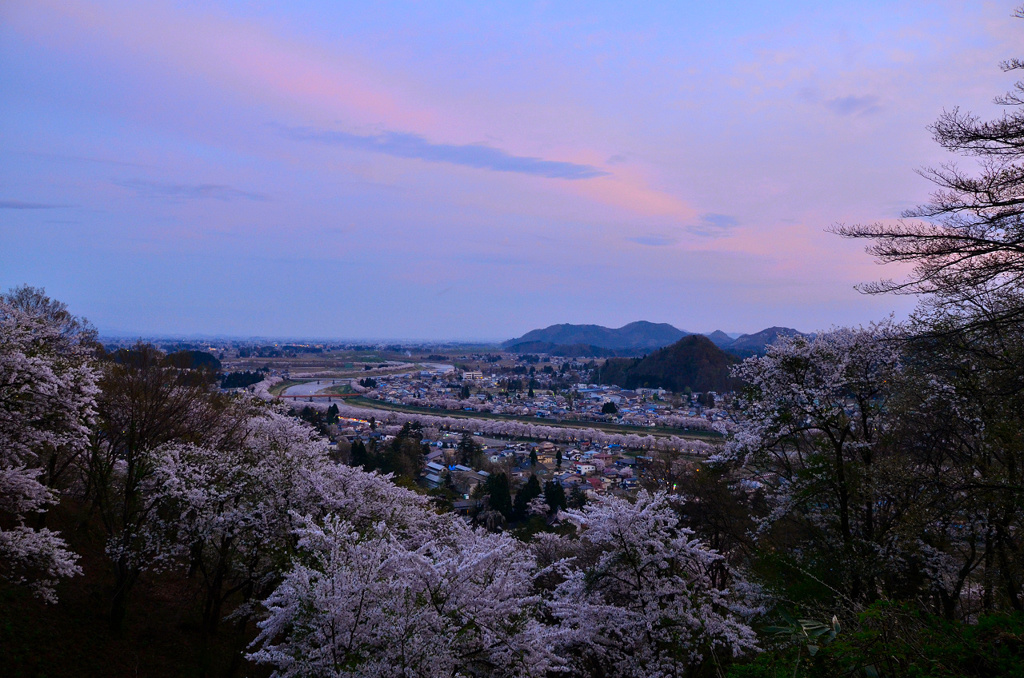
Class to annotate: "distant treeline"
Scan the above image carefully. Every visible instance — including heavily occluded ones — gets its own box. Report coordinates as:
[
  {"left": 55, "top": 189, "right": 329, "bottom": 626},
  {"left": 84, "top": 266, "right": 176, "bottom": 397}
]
[
  {"left": 220, "top": 369, "right": 268, "bottom": 389},
  {"left": 113, "top": 348, "right": 223, "bottom": 377}
]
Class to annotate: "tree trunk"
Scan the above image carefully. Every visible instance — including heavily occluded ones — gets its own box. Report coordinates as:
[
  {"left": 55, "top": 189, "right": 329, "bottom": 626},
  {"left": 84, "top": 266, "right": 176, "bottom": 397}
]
[{"left": 109, "top": 564, "right": 138, "bottom": 633}]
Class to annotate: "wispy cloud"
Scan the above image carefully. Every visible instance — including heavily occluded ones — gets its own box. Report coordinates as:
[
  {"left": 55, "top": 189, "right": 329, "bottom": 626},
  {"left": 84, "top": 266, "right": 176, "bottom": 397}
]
[
  {"left": 627, "top": 213, "right": 740, "bottom": 246},
  {"left": 116, "top": 180, "right": 268, "bottom": 202},
  {"left": 627, "top": 234, "right": 676, "bottom": 247},
  {"left": 824, "top": 94, "right": 882, "bottom": 116},
  {"left": 687, "top": 213, "right": 739, "bottom": 238},
  {"left": 0, "top": 199, "right": 66, "bottom": 209},
  {"left": 281, "top": 126, "right": 609, "bottom": 180}
]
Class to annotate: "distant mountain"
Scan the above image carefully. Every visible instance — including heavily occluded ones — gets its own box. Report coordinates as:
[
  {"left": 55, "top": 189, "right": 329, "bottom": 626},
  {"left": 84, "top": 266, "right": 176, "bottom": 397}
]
[
  {"left": 725, "top": 326, "right": 802, "bottom": 357},
  {"left": 506, "top": 322, "right": 804, "bottom": 358},
  {"left": 596, "top": 335, "right": 740, "bottom": 393},
  {"left": 504, "top": 321, "right": 688, "bottom": 351},
  {"left": 703, "top": 330, "right": 735, "bottom": 349},
  {"left": 505, "top": 341, "right": 638, "bottom": 358}
]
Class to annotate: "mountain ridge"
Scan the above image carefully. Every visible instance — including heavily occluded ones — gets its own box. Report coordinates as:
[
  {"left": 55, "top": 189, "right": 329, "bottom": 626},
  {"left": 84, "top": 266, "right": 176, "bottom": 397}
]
[
  {"left": 504, "top": 322, "right": 804, "bottom": 356},
  {"left": 503, "top": 321, "right": 690, "bottom": 351},
  {"left": 725, "top": 326, "right": 803, "bottom": 356},
  {"left": 504, "top": 341, "right": 645, "bottom": 357}
]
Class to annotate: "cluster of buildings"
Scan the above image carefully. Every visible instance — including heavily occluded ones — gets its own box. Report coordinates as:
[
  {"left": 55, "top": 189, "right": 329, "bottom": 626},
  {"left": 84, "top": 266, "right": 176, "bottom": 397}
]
[
  {"left": 422, "top": 438, "right": 640, "bottom": 495},
  {"left": 366, "top": 360, "right": 729, "bottom": 431},
  {"left": 329, "top": 418, "right": 644, "bottom": 503}
]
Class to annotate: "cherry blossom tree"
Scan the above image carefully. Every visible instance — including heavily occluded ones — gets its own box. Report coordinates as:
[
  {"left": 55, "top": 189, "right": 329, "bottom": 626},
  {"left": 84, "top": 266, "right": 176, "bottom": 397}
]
[
  {"left": 144, "top": 389, "right": 764, "bottom": 676},
  {"left": 146, "top": 406, "right": 334, "bottom": 635},
  {"left": 148, "top": 402, "right": 482, "bottom": 644},
  {"left": 548, "top": 491, "right": 762, "bottom": 677},
  {"left": 88, "top": 343, "right": 245, "bottom": 630},
  {"left": 250, "top": 507, "right": 557, "bottom": 677},
  {"left": 0, "top": 287, "right": 97, "bottom": 601},
  {"left": 0, "top": 473, "right": 82, "bottom": 603},
  {"left": 884, "top": 324, "right": 1024, "bottom": 617},
  {"left": 718, "top": 324, "right": 912, "bottom": 604}
]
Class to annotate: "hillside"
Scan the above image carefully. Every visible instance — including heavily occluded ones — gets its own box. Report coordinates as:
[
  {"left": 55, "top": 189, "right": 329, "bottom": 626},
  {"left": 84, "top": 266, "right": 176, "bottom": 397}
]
[
  {"left": 504, "top": 321, "right": 688, "bottom": 351},
  {"left": 596, "top": 334, "right": 740, "bottom": 393},
  {"left": 504, "top": 341, "right": 638, "bottom": 357}
]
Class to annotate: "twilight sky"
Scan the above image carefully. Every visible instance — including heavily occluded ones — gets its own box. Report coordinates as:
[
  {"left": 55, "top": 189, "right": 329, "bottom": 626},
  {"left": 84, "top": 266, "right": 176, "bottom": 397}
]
[{"left": 1, "top": 1, "right": 1019, "bottom": 340}]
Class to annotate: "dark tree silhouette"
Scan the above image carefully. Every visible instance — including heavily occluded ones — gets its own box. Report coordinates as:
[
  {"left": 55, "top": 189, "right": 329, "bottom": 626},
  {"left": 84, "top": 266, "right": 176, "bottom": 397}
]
[{"left": 836, "top": 11, "right": 1024, "bottom": 337}]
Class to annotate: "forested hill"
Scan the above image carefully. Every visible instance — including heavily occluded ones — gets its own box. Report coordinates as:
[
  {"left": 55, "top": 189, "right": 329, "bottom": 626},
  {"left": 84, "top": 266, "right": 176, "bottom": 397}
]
[
  {"left": 595, "top": 334, "right": 740, "bottom": 393},
  {"left": 504, "top": 321, "right": 688, "bottom": 351}
]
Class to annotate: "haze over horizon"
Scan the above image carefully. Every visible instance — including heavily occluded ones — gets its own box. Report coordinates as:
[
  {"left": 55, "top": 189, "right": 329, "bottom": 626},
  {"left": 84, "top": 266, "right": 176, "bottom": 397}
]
[
  {"left": 94, "top": 320, "right": 747, "bottom": 345},
  {"left": 2, "top": 1, "right": 1017, "bottom": 339}
]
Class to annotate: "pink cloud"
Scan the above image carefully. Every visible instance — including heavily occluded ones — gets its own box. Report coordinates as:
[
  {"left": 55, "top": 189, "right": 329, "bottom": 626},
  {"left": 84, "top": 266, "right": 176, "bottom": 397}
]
[
  {"left": 570, "top": 171, "right": 698, "bottom": 220},
  {"left": 8, "top": 0, "right": 701, "bottom": 223},
  {"left": 9, "top": 0, "right": 434, "bottom": 131}
]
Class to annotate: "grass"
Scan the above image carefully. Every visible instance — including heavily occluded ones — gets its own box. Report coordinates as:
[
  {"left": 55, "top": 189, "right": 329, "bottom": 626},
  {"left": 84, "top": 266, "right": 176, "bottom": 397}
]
[{"left": 346, "top": 397, "right": 721, "bottom": 440}]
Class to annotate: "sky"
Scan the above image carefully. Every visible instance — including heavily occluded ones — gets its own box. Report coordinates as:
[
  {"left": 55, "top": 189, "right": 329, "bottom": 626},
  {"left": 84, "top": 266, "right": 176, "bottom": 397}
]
[{"left": 1, "top": 1, "right": 1020, "bottom": 340}]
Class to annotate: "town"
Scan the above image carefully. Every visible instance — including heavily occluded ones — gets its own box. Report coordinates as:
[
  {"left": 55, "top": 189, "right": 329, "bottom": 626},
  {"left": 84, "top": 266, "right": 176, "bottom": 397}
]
[{"left": 245, "top": 351, "right": 734, "bottom": 515}]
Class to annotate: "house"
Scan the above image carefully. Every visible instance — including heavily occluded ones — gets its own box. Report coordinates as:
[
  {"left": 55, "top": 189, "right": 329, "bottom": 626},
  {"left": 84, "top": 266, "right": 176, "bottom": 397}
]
[
  {"left": 452, "top": 500, "right": 480, "bottom": 516},
  {"left": 636, "top": 387, "right": 667, "bottom": 397},
  {"left": 452, "top": 467, "right": 489, "bottom": 493},
  {"left": 559, "top": 473, "right": 584, "bottom": 487}
]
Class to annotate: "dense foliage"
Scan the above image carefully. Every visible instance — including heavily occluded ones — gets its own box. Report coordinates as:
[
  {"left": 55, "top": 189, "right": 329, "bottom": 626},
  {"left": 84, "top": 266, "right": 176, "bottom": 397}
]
[
  {"left": 220, "top": 369, "right": 267, "bottom": 389},
  {"left": 0, "top": 287, "right": 96, "bottom": 602}
]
